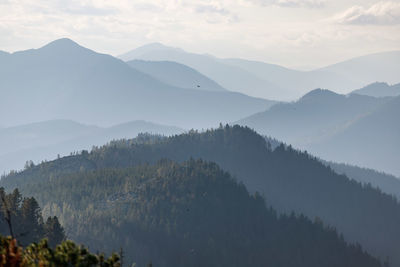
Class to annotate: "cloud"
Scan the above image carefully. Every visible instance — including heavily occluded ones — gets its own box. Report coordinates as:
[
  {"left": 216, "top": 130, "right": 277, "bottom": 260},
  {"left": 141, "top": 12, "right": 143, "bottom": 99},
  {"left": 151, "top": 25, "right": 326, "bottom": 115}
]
[
  {"left": 1, "top": 0, "right": 399, "bottom": 69},
  {"left": 132, "top": 3, "right": 163, "bottom": 13},
  {"left": 249, "top": 0, "right": 326, "bottom": 8},
  {"left": 335, "top": 1, "right": 400, "bottom": 25},
  {"left": 62, "top": 4, "right": 116, "bottom": 16},
  {"left": 194, "top": 4, "right": 230, "bottom": 15},
  {"left": 190, "top": 3, "right": 240, "bottom": 24},
  {"left": 23, "top": 0, "right": 117, "bottom": 16}
]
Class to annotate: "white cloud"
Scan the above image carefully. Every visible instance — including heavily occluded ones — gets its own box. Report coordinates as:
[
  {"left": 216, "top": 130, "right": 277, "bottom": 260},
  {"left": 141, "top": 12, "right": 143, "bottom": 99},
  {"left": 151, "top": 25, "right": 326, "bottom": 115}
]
[
  {"left": 335, "top": 1, "right": 400, "bottom": 25},
  {"left": 249, "top": 0, "right": 326, "bottom": 8},
  {"left": 194, "top": 4, "right": 230, "bottom": 15},
  {"left": 0, "top": 0, "right": 399, "bottom": 68}
]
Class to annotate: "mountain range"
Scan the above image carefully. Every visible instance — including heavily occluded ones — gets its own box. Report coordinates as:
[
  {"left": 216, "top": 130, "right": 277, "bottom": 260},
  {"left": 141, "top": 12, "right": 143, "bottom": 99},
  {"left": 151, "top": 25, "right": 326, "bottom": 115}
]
[
  {"left": 119, "top": 43, "right": 400, "bottom": 100},
  {"left": 0, "top": 38, "right": 274, "bottom": 129},
  {"left": 1, "top": 37, "right": 399, "bottom": 267},
  {"left": 127, "top": 60, "right": 227, "bottom": 92},
  {"left": 0, "top": 119, "right": 183, "bottom": 175},
  {"left": 238, "top": 90, "right": 399, "bottom": 176},
  {"left": 2, "top": 38, "right": 398, "bottom": 175},
  {"left": 351, "top": 82, "right": 400, "bottom": 97},
  {"left": 264, "top": 136, "right": 400, "bottom": 200},
  {"left": 0, "top": 159, "right": 382, "bottom": 267},
  {"left": 326, "top": 161, "right": 400, "bottom": 200},
  {"left": 310, "top": 95, "right": 400, "bottom": 176},
  {"left": 2, "top": 126, "right": 399, "bottom": 265}
]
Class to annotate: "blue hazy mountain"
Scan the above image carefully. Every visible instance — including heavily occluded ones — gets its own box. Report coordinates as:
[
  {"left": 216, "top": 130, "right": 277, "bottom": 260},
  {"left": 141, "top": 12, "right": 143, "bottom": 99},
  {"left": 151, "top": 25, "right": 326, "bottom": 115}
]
[
  {"left": 119, "top": 43, "right": 290, "bottom": 100},
  {"left": 120, "top": 44, "right": 400, "bottom": 100},
  {"left": 238, "top": 90, "right": 398, "bottom": 175},
  {"left": 0, "top": 38, "right": 275, "bottom": 129},
  {"left": 309, "top": 95, "right": 400, "bottom": 176},
  {"left": 221, "top": 58, "right": 359, "bottom": 96},
  {"left": 0, "top": 51, "right": 9, "bottom": 58},
  {"left": 0, "top": 119, "right": 183, "bottom": 174},
  {"left": 326, "top": 161, "right": 400, "bottom": 200},
  {"left": 127, "top": 60, "right": 227, "bottom": 92},
  {"left": 317, "top": 51, "right": 400, "bottom": 87},
  {"left": 351, "top": 82, "right": 400, "bottom": 97},
  {"left": 265, "top": 136, "right": 400, "bottom": 200},
  {"left": 0, "top": 120, "right": 100, "bottom": 156},
  {"left": 242, "top": 50, "right": 400, "bottom": 96},
  {"left": 238, "top": 89, "right": 389, "bottom": 145}
]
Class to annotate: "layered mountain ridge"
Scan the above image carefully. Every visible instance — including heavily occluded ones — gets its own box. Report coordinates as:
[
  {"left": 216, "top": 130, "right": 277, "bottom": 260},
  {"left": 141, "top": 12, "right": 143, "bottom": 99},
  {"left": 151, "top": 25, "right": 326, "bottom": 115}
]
[
  {"left": 119, "top": 43, "right": 400, "bottom": 100},
  {"left": 0, "top": 38, "right": 275, "bottom": 129},
  {"left": 0, "top": 119, "right": 183, "bottom": 174},
  {"left": 238, "top": 90, "right": 398, "bottom": 175},
  {"left": 351, "top": 82, "right": 400, "bottom": 97},
  {"left": 2, "top": 125, "right": 399, "bottom": 265}
]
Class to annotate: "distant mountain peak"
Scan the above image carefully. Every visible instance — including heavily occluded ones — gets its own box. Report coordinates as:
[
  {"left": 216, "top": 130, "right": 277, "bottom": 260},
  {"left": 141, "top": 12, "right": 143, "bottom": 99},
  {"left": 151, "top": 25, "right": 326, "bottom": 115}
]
[
  {"left": 118, "top": 42, "right": 184, "bottom": 61},
  {"left": 351, "top": 81, "right": 400, "bottom": 97},
  {"left": 136, "top": 42, "right": 182, "bottom": 51},
  {"left": 300, "top": 88, "right": 340, "bottom": 101},
  {"left": 44, "top": 38, "right": 79, "bottom": 46},
  {"left": 139, "top": 42, "right": 171, "bottom": 50},
  {"left": 367, "top": 81, "right": 389, "bottom": 87},
  {"left": 39, "top": 38, "right": 88, "bottom": 53}
]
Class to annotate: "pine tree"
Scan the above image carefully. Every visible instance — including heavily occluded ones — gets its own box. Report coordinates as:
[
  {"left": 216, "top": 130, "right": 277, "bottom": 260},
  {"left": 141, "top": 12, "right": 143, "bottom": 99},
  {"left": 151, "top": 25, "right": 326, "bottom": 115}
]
[{"left": 44, "top": 216, "right": 65, "bottom": 247}]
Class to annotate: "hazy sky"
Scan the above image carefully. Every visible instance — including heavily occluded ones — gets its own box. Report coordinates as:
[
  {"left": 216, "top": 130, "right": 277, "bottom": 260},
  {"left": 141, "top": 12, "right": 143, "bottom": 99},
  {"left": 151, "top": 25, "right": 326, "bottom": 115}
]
[{"left": 0, "top": 0, "right": 399, "bottom": 69}]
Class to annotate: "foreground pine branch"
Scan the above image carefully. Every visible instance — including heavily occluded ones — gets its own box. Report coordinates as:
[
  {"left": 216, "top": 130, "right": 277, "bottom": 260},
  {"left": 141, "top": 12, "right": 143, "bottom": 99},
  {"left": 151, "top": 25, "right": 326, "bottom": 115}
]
[{"left": 0, "top": 236, "right": 121, "bottom": 267}]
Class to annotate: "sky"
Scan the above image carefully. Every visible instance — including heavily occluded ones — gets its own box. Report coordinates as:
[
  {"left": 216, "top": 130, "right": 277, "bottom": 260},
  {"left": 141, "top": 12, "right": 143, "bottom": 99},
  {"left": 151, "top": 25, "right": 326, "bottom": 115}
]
[{"left": 0, "top": 0, "right": 399, "bottom": 70}]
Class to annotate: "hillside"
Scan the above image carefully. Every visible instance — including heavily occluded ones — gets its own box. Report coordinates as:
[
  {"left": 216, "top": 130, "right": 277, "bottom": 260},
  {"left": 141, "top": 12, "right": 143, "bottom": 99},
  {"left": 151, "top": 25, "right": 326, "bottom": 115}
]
[
  {"left": 327, "top": 161, "right": 400, "bottom": 200},
  {"left": 2, "top": 125, "right": 399, "bottom": 265},
  {"left": 238, "top": 89, "right": 389, "bottom": 146},
  {"left": 0, "top": 120, "right": 183, "bottom": 174},
  {"left": 351, "top": 82, "right": 400, "bottom": 97},
  {"left": 0, "top": 38, "right": 274, "bottom": 129},
  {"left": 127, "top": 60, "right": 227, "bottom": 92},
  {"left": 309, "top": 95, "right": 400, "bottom": 176},
  {"left": 264, "top": 136, "right": 400, "bottom": 200},
  {"left": 0, "top": 159, "right": 382, "bottom": 267},
  {"left": 238, "top": 90, "right": 399, "bottom": 175}
]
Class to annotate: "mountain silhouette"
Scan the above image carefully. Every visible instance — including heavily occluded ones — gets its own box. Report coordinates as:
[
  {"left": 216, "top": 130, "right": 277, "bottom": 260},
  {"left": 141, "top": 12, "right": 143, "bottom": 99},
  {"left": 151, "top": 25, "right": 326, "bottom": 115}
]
[
  {"left": 238, "top": 89, "right": 398, "bottom": 175},
  {"left": 120, "top": 44, "right": 400, "bottom": 100},
  {"left": 0, "top": 119, "right": 183, "bottom": 174},
  {"left": 0, "top": 38, "right": 275, "bottom": 129},
  {"left": 127, "top": 60, "right": 227, "bottom": 92},
  {"left": 351, "top": 82, "right": 400, "bottom": 97}
]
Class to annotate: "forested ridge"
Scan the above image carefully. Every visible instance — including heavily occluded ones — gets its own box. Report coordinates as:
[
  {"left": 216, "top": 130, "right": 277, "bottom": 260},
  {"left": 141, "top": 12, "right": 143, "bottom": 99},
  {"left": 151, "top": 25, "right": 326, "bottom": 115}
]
[
  {"left": 1, "top": 125, "right": 399, "bottom": 265},
  {"left": 0, "top": 160, "right": 383, "bottom": 267}
]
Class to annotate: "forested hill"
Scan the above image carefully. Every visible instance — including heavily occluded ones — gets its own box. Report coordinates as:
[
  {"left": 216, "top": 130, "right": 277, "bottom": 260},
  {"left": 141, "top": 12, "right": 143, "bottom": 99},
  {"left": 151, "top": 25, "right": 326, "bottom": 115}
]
[
  {"left": 0, "top": 160, "right": 382, "bottom": 267},
  {"left": 1, "top": 126, "right": 400, "bottom": 265}
]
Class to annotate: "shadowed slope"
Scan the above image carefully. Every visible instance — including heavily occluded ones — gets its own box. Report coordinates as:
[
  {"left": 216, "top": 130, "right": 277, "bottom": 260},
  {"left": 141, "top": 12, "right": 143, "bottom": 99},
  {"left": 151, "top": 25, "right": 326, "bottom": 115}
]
[{"left": 2, "top": 126, "right": 399, "bottom": 265}]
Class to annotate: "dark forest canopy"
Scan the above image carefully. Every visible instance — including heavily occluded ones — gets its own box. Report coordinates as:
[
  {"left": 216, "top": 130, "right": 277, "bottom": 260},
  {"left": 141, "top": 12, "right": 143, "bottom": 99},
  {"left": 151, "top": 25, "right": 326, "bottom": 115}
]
[
  {"left": 0, "top": 188, "right": 65, "bottom": 247},
  {"left": 1, "top": 125, "right": 399, "bottom": 265},
  {"left": 0, "top": 160, "right": 383, "bottom": 267}
]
